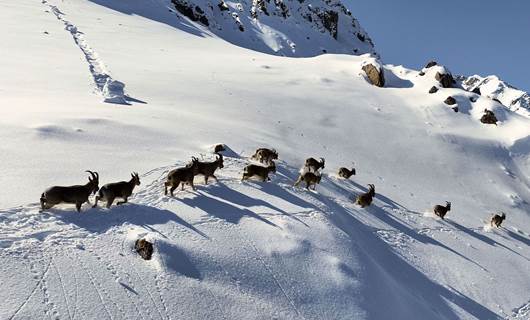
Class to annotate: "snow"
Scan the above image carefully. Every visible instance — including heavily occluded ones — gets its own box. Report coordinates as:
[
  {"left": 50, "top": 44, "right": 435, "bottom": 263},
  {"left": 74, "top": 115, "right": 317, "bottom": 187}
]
[{"left": 1, "top": 0, "right": 530, "bottom": 319}]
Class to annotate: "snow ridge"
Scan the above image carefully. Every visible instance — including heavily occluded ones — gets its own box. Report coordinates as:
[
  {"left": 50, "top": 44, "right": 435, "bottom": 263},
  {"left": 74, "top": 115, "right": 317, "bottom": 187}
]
[
  {"left": 462, "top": 75, "right": 530, "bottom": 117},
  {"left": 42, "top": 0, "right": 129, "bottom": 104}
]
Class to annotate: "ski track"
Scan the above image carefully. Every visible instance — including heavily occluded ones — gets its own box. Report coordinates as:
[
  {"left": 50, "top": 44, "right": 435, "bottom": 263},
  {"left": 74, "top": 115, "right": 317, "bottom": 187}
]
[{"left": 40, "top": 0, "right": 126, "bottom": 103}]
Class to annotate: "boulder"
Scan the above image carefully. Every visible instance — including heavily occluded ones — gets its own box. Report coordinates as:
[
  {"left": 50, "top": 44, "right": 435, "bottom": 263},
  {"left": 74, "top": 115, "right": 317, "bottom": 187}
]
[
  {"left": 444, "top": 96, "right": 457, "bottom": 105},
  {"left": 135, "top": 239, "right": 154, "bottom": 260},
  {"left": 429, "top": 86, "right": 438, "bottom": 94},
  {"left": 480, "top": 109, "right": 498, "bottom": 125},
  {"left": 419, "top": 71, "right": 425, "bottom": 76},
  {"left": 452, "top": 106, "right": 459, "bottom": 113},
  {"left": 361, "top": 59, "right": 385, "bottom": 87},
  {"left": 425, "top": 60, "right": 438, "bottom": 69},
  {"left": 214, "top": 144, "right": 226, "bottom": 153},
  {"left": 435, "top": 72, "right": 455, "bottom": 88},
  {"left": 470, "top": 96, "right": 478, "bottom": 102},
  {"left": 472, "top": 87, "right": 481, "bottom": 95}
]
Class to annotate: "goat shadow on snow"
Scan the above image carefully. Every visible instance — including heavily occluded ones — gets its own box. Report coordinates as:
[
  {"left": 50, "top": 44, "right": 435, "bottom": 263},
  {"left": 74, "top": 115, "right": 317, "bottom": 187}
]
[
  {"left": 301, "top": 188, "right": 501, "bottom": 320},
  {"left": 50, "top": 203, "right": 208, "bottom": 238}
]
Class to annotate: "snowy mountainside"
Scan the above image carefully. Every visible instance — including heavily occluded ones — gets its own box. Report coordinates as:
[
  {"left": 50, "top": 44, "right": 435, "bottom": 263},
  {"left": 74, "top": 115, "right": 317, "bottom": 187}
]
[
  {"left": 462, "top": 75, "right": 530, "bottom": 117},
  {"left": 166, "top": 0, "right": 376, "bottom": 56},
  {"left": 2, "top": 0, "right": 530, "bottom": 319}
]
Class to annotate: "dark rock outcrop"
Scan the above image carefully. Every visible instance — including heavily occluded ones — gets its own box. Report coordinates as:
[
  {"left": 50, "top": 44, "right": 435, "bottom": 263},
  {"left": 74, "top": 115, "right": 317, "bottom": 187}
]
[
  {"left": 135, "top": 239, "right": 154, "bottom": 260},
  {"left": 480, "top": 109, "right": 498, "bottom": 125},
  {"left": 444, "top": 96, "right": 457, "bottom": 105},
  {"left": 429, "top": 86, "right": 438, "bottom": 94},
  {"left": 171, "top": 0, "right": 209, "bottom": 26},
  {"left": 214, "top": 144, "right": 226, "bottom": 153},
  {"left": 425, "top": 61, "right": 438, "bottom": 69},
  {"left": 436, "top": 72, "right": 455, "bottom": 88}
]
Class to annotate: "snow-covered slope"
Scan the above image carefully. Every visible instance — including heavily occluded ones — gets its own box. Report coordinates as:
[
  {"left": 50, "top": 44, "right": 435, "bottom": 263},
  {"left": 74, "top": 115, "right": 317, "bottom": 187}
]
[
  {"left": 91, "top": 0, "right": 376, "bottom": 57},
  {"left": 462, "top": 75, "right": 530, "bottom": 117},
  {"left": 1, "top": 1, "right": 530, "bottom": 319}
]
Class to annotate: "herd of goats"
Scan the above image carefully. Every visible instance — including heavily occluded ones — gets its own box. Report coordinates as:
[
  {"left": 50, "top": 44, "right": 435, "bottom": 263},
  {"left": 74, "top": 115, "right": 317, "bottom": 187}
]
[{"left": 39, "top": 146, "right": 507, "bottom": 229}]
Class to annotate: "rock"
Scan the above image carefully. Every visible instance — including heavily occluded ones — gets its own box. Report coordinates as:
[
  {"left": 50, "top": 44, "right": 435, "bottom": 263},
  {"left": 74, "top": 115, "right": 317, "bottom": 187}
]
[
  {"left": 218, "top": 0, "right": 229, "bottom": 11},
  {"left": 472, "top": 87, "right": 481, "bottom": 95},
  {"left": 492, "top": 98, "right": 502, "bottom": 104},
  {"left": 318, "top": 10, "right": 339, "bottom": 39},
  {"left": 429, "top": 86, "right": 438, "bottom": 94},
  {"left": 444, "top": 96, "right": 457, "bottom": 105},
  {"left": 480, "top": 109, "right": 498, "bottom": 125},
  {"left": 171, "top": 0, "right": 209, "bottom": 26},
  {"left": 362, "top": 59, "right": 385, "bottom": 88},
  {"left": 435, "top": 72, "right": 454, "bottom": 88},
  {"left": 135, "top": 239, "right": 153, "bottom": 260},
  {"left": 214, "top": 144, "right": 226, "bottom": 153},
  {"left": 452, "top": 106, "right": 459, "bottom": 113},
  {"left": 470, "top": 96, "right": 478, "bottom": 102},
  {"left": 418, "top": 71, "right": 425, "bottom": 76},
  {"left": 425, "top": 60, "right": 438, "bottom": 68}
]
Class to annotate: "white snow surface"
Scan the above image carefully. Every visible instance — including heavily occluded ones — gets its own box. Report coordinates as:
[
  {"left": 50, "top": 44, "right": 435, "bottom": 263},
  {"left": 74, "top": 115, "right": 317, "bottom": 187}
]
[
  {"left": 462, "top": 74, "right": 530, "bottom": 117},
  {"left": 1, "top": 1, "right": 530, "bottom": 319}
]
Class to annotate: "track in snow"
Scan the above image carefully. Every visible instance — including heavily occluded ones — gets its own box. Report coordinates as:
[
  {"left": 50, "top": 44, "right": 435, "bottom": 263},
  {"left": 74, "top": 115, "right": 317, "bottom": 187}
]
[{"left": 41, "top": 0, "right": 144, "bottom": 105}]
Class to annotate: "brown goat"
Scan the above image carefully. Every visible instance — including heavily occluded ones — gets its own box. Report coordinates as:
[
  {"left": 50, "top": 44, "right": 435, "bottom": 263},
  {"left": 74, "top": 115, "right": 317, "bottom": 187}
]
[
  {"left": 355, "top": 184, "right": 375, "bottom": 208},
  {"left": 294, "top": 171, "right": 322, "bottom": 190},
  {"left": 490, "top": 213, "right": 506, "bottom": 228},
  {"left": 305, "top": 157, "right": 325, "bottom": 172},
  {"left": 164, "top": 157, "right": 200, "bottom": 196},
  {"left": 197, "top": 154, "right": 224, "bottom": 185},
  {"left": 40, "top": 170, "right": 99, "bottom": 212},
  {"left": 433, "top": 201, "right": 451, "bottom": 219},
  {"left": 242, "top": 162, "right": 276, "bottom": 182},
  {"left": 251, "top": 148, "right": 278, "bottom": 165},
  {"left": 94, "top": 172, "right": 141, "bottom": 208},
  {"left": 338, "top": 167, "right": 356, "bottom": 179}
]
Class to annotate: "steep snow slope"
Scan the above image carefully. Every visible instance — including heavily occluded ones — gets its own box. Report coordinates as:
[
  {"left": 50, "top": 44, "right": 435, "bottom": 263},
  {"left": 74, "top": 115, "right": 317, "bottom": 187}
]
[
  {"left": 1, "top": 0, "right": 530, "bottom": 319},
  {"left": 89, "top": 0, "right": 376, "bottom": 57},
  {"left": 462, "top": 75, "right": 530, "bottom": 117}
]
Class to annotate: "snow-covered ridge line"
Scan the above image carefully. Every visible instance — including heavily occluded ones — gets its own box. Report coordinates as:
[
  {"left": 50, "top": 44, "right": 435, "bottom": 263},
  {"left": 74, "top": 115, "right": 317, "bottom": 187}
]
[
  {"left": 167, "top": 0, "right": 377, "bottom": 57},
  {"left": 461, "top": 74, "right": 530, "bottom": 117},
  {"left": 42, "top": 0, "right": 130, "bottom": 104}
]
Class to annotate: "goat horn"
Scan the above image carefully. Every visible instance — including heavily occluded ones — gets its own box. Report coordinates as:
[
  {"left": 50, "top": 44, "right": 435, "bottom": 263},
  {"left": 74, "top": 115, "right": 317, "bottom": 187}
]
[{"left": 85, "top": 170, "right": 96, "bottom": 180}]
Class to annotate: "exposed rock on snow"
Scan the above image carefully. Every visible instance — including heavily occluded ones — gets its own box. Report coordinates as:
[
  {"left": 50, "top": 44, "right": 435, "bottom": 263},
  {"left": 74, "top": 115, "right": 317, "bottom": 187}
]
[
  {"left": 462, "top": 75, "right": 530, "bottom": 117},
  {"left": 435, "top": 70, "right": 454, "bottom": 88},
  {"left": 424, "top": 60, "right": 438, "bottom": 69},
  {"left": 429, "top": 86, "right": 438, "bottom": 94},
  {"left": 444, "top": 96, "right": 456, "bottom": 105},
  {"left": 169, "top": 0, "right": 377, "bottom": 57},
  {"left": 135, "top": 238, "right": 154, "bottom": 260},
  {"left": 361, "top": 57, "right": 385, "bottom": 87},
  {"left": 480, "top": 109, "right": 498, "bottom": 125}
]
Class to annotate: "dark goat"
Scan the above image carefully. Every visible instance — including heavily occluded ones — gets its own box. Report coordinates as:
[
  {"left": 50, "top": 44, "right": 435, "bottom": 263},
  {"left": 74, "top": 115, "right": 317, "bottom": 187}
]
[
  {"left": 94, "top": 172, "right": 141, "bottom": 208},
  {"left": 164, "top": 157, "right": 200, "bottom": 196},
  {"left": 338, "top": 167, "right": 356, "bottom": 179},
  {"left": 433, "top": 201, "right": 451, "bottom": 219},
  {"left": 491, "top": 213, "right": 506, "bottom": 228},
  {"left": 197, "top": 154, "right": 224, "bottom": 185},
  {"left": 305, "top": 157, "right": 325, "bottom": 172},
  {"left": 242, "top": 162, "right": 276, "bottom": 182},
  {"left": 294, "top": 171, "right": 322, "bottom": 190},
  {"left": 40, "top": 171, "right": 99, "bottom": 212},
  {"left": 355, "top": 184, "right": 375, "bottom": 208}
]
